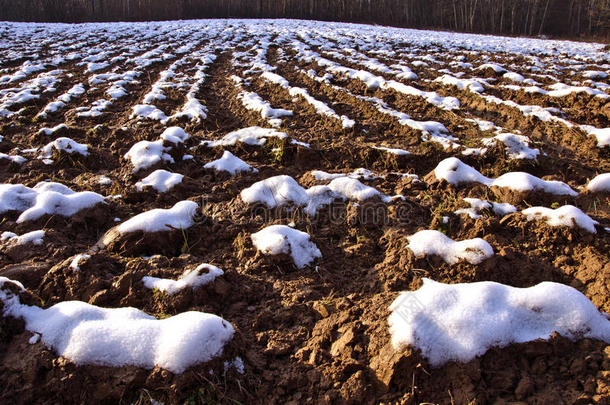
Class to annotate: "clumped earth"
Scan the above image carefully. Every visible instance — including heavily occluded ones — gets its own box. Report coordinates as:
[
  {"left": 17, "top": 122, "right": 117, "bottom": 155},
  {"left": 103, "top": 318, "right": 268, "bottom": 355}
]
[{"left": 0, "top": 19, "right": 609, "bottom": 404}]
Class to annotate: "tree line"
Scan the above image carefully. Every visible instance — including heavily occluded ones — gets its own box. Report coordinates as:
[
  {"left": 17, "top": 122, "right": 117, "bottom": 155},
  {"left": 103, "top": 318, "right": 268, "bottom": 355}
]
[{"left": 0, "top": 0, "right": 609, "bottom": 40}]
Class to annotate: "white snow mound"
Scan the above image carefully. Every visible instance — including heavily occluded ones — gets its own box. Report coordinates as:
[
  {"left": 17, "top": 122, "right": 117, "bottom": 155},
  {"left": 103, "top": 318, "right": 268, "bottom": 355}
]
[
  {"left": 241, "top": 175, "right": 309, "bottom": 208},
  {"left": 522, "top": 205, "right": 598, "bottom": 233},
  {"left": 135, "top": 170, "right": 184, "bottom": 193},
  {"left": 389, "top": 278, "right": 610, "bottom": 366},
  {"left": 204, "top": 151, "right": 257, "bottom": 175},
  {"left": 251, "top": 225, "right": 321, "bottom": 268},
  {"left": 454, "top": 198, "right": 516, "bottom": 218},
  {"left": 433, "top": 158, "right": 577, "bottom": 196},
  {"left": 327, "top": 176, "right": 391, "bottom": 203},
  {"left": 143, "top": 264, "right": 224, "bottom": 295},
  {"left": 587, "top": 173, "right": 610, "bottom": 193},
  {"left": 41, "top": 137, "right": 89, "bottom": 158},
  {"left": 160, "top": 127, "right": 190, "bottom": 145},
  {"left": 0, "top": 278, "right": 234, "bottom": 374},
  {"left": 0, "top": 182, "right": 105, "bottom": 223},
  {"left": 201, "top": 127, "right": 287, "bottom": 147},
  {"left": 124, "top": 140, "right": 174, "bottom": 173},
  {"left": 407, "top": 230, "right": 494, "bottom": 264},
  {"left": 241, "top": 174, "right": 393, "bottom": 213},
  {"left": 118, "top": 200, "right": 198, "bottom": 234},
  {"left": 1, "top": 230, "right": 45, "bottom": 246}
]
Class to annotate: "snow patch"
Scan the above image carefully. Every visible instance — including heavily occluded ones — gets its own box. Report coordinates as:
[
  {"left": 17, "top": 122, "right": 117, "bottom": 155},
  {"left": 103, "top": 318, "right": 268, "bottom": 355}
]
[
  {"left": 135, "top": 170, "right": 183, "bottom": 193},
  {"left": 69, "top": 254, "right": 91, "bottom": 271},
  {"left": 201, "top": 127, "right": 287, "bottom": 147},
  {"left": 587, "top": 173, "right": 610, "bottom": 193},
  {"left": 117, "top": 200, "right": 198, "bottom": 234},
  {"left": 0, "top": 182, "right": 105, "bottom": 223},
  {"left": 522, "top": 205, "right": 598, "bottom": 233},
  {"left": 204, "top": 151, "right": 257, "bottom": 175},
  {"left": 40, "top": 137, "right": 89, "bottom": 158},
  {"left": 159, "top": 127, "right": 190, "bottom": 145},
  {"left": 433, "top": 158, "right": 577, "bottom": 196},
  {"left": 251, "top": 225, "right": 321, "bottom": 268},
  {"left": 374, "top": 146, "right": 410, "bottom": 156},
  {"left": 454, "top": 198, "right": 516, "bottom": 218},
  {"left": 124, "top": 140, "right": 174, "bottom": 173},
  {"left": 143, "top": 264, "right": 224, "bottom": 295},
  {"left": 0, "top": 278, "right": 234, "bottom": 374},
  {"left": 389, "top": 278, "right": 610, "bottom": 366},
  {"left": 407, "top": 230, "right": 494, "bottom": 264},
  {"left": 1, "top": 230, "right": 45, "bottom": 246},
  {"left": 482, "top": 133, "right": 539, "bottom": 160}
]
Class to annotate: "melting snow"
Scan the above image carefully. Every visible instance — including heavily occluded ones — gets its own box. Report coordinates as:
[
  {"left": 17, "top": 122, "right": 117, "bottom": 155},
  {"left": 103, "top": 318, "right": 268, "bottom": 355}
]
[
  {"left": 69, "top": 254, "right": 91, "bottom": 271},
  {"left": 40, "top": 137, "right": 89, "bottom": 158},
  {"left": 159, "top": 127, "right": 190, "bottom": 145},
  {"left": 454, "top": 198, "right": 516, "bottom": 218},
  {"left": 0, "top": 182, "right": 105, "bottom": 223},
  {"left": 124, "top": 140, "right": 174, "bottom": 173},
  {"left": 407, "top": 230, "right": 493, "bottom": 264},
  {"left": 481, "top": 133, "right": 539, "bottom": 160},
  {"left": 374, "top": 146, "right": 411, "bottom": 155}
]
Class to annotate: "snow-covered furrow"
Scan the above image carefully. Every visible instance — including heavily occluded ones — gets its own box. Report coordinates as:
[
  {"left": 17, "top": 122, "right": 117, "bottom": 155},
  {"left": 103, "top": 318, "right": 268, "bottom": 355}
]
[
  {"left": 129, "top": 46, "right": 215, "bottom": 123},
  {"left": 230, "top": 74, "right": 292, "bottom": 128},
  {"left": 261, "top": 71, "right": 355, "bottom": 129},
  {"left": 291, "top": 40, "right": 460, "bottom": 111},
  {"left": 0, "top": 69, "right": 66, "bottom": 118},
  {"left": 436, "top": 76, "right": 610, "bottom": 148},
  {"left": 295, "top": 68, "right": 460, "bottom": 150},
  {"left": 36, "top": 83, "right": 86, "bottom": 118}
]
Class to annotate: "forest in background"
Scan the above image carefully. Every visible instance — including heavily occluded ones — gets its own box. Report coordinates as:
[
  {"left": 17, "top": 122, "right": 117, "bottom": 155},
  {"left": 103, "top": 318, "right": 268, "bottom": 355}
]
[{"left": 0, "top": 0, "right": 609, "bottom": 40}]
